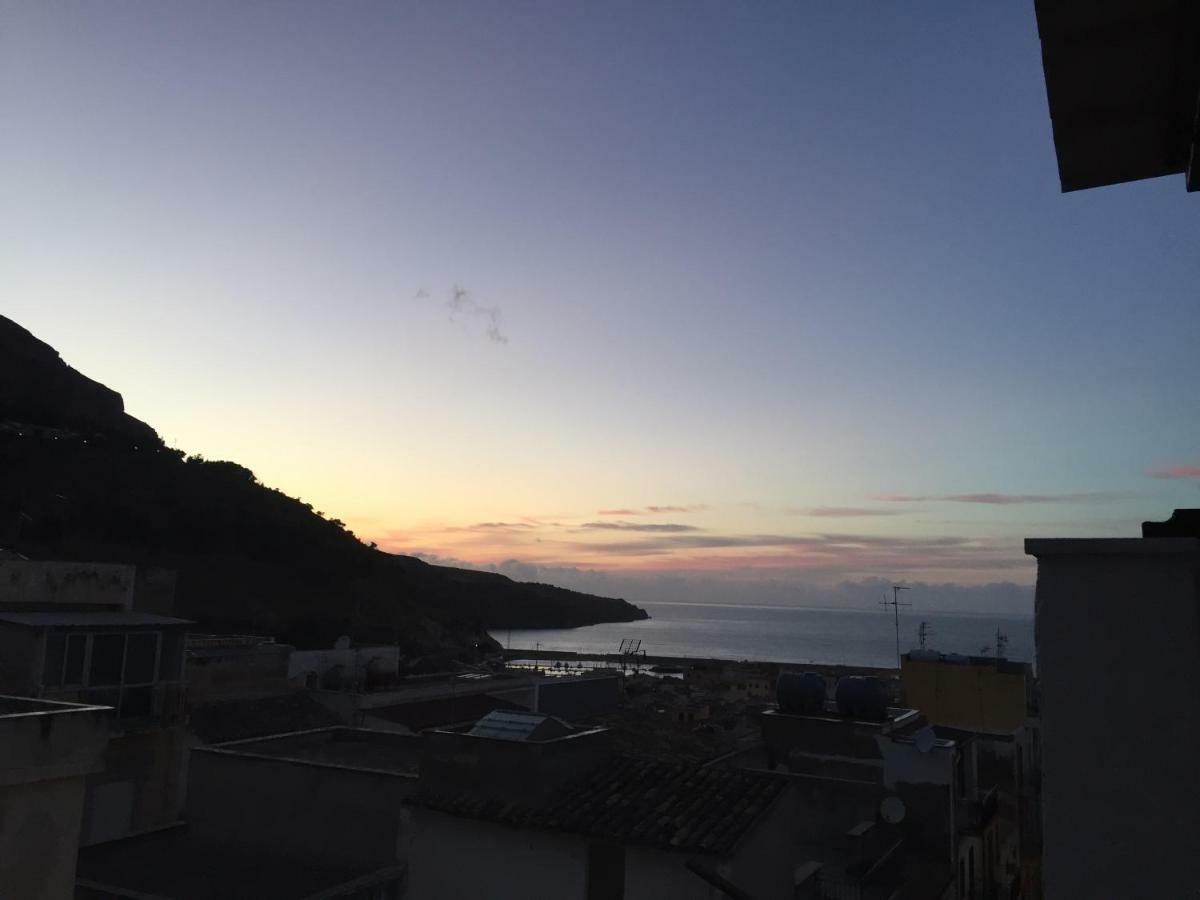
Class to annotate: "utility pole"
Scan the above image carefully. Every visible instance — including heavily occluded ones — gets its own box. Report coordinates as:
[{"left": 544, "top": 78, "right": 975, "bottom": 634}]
[{"left": 880, "top": 585, "right": 911, "bottom": 669}]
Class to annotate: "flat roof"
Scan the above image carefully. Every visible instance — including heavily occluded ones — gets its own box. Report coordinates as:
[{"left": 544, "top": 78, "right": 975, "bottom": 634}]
[
  {"left": 1035, "top": 0, "right": 1200, "bottom": 192},
  {"left": 1025, "top": 537, "right": 1200, "bottom": 557},
  {"left": 0, "top": 610, "right": 192, "bottom": 628},
  {"left": 203, "top": 727, "right": 423, "bottom": 777},
  {"left": 76, "top": 824, "right": 405, "bottom": 900}
]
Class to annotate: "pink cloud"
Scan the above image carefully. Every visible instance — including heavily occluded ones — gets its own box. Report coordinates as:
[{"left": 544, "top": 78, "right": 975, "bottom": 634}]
[
  {"left": 1149, "top": 464, "right": 1200, "bottom": 479},
  {"left": 877, "top": 492, "right": 1118, "bottom": 505}
]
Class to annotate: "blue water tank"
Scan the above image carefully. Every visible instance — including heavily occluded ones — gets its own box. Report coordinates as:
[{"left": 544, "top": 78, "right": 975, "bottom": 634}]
[
  {"left": 835, "top": 676, "right": 887, "bottom": 721},
  {"left": 777, "top": 672, "right": 826, "bottom": 714}
]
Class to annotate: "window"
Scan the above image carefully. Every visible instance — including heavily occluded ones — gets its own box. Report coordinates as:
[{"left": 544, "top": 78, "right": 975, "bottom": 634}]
[
  {"left": 40, "top": 629, "right": 165, "bottom": 719},
  {"left": 44, "top": 634, "right": 66, "bottom": 686},
  {"left": 42, "top": 633, "right": 95, "bottom": 687},
  {"left": 65, "top": 634, "right": 86, "bottom": 684},
  {"left": 90, "top": 634, "right": 125, "bottom": 686},
  {"left": 124, "top": 633, "right": 158, "bottom": 684}
]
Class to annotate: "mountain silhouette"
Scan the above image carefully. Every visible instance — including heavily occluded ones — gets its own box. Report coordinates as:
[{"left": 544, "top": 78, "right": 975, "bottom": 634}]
[{"left": 0, "top": 315, "right": 646, "bottom": 654}]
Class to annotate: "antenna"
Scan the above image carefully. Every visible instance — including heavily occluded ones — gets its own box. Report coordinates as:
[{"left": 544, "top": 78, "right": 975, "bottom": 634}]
[
  {"left": 917, "top": 620, "right": 935, "bottom": 650},
  {"left": 880, "top": 585, "right": 911, "bottom": 669},
  {"left": 995, "top": 628, "right": 1008, "bottom": 660}
]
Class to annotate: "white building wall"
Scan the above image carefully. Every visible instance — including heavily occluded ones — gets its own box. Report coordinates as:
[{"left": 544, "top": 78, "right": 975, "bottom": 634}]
[{"left": 1026, "top": 537, "right": 1200, "bottom": 900}]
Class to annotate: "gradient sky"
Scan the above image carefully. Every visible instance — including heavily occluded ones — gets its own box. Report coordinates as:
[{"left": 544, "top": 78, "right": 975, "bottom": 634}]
[{"left": 3, "top": 3, "right": 1198, "bottom": 603}]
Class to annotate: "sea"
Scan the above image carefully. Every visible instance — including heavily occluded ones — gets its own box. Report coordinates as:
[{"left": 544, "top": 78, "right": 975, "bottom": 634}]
[{"left": 491, "top": 601, "right": 1035, "bottom": 670}]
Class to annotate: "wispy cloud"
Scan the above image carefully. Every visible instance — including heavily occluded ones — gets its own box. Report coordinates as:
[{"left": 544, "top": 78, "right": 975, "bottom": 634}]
[
  {"left": 790, "top": 506, "right": 906, "bottom": 518},
  {"left": 580, "top": 521, "right": 701, "bottom": 533},
  {"left": 597, "top": 504, "right": 708, "bottom": 516},
  {"left": 1149, "top": 463, "right": 1200, "bottom": 480},
  {"left": 420, "top": 284, "right": 508, "bottom": 344},
  {"left": 877, "top": 492, "right": 1118, "bottom": 505}
]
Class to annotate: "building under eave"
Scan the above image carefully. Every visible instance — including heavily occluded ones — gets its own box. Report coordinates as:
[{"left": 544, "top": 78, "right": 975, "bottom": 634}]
[{"left": 1035, "top": 0, "right": 1200, "bottom": 192}]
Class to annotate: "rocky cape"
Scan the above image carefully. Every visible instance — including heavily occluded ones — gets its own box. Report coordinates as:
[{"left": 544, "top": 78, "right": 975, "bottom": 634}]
[{"left": 0, "top": 315, "right": 647, "bottom": 654}]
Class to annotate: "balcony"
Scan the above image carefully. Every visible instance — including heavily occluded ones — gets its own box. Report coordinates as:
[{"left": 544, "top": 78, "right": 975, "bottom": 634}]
[{"left": 44, "top": 681, "right": 186, "bottom": 728}]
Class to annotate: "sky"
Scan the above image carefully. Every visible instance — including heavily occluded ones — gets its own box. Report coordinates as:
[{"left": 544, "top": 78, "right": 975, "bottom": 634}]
[{"left": 3, "top": 2, "right": 1198, "bottom": 612}]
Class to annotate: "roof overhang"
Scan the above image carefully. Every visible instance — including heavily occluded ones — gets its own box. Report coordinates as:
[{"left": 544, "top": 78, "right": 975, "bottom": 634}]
[{"left": 1035, "top": 0, "right": 1200, "bottom": 192}]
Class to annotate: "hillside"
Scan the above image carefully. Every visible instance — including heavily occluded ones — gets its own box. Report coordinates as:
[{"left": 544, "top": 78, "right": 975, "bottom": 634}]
[{"left": 0, "top": 315, "right": 647, "bottom": 653}]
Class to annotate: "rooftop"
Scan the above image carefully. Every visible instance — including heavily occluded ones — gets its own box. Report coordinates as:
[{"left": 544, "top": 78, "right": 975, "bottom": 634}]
[
  {"left": 76, "top": 824, "right": 406, "bottom": 900},
  {"left": 409, "top": 754, "right": 788, "bottom": 856},
  {"left": 367, "top": 692, "right": 525, "bottom": 731},
  {"left": 466, "top": 710, "right": 574, "bottom": 742},
  {"left": 0, "top": 610, "right": 191, "bottom": 628},
  {"left": 205, "top": 727, "right": 423, "bottom": 777},
  {"left": 188, "top": 693, "right": 342, "bottom": 745},
  {"left": 903, "top": 651, "right": 1032, "bottom": 675}
]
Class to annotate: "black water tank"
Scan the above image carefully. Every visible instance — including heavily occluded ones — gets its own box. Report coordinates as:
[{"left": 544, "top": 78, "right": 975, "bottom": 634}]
[
  {"left": 777, "top": 672, "right": 826, "bottom": 714},
  {"left": 835, "top": 676, "right": 887, "bottom": 721}
]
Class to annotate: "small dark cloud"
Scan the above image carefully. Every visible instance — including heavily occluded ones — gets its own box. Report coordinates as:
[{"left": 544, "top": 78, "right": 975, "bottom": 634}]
[
  {"left": 790, "top": 506, "right": 905, "bottom": 518},
  {"left": 443, "top": 522, "right": 535, "bottom": 533},
  {"left": 422, "top": 284, "right": 508, "bottom": 344},
  {"left": 581, "top": 521, "right": 701, "bottom": 533},
  {"left": 597, "top": 504, "right": 708, "bottom": 516},
  {"left": 877, "top": 492, "right": 1119, "bottom": 505}
]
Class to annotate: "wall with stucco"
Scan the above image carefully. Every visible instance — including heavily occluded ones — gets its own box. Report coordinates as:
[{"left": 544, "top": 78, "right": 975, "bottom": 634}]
[
  {"left": 81, "top": 725, "right": 189, "bottom": 845},
  {"left": 0, "top": 699, "right": 110, "bottom": 900},
  {"left": 0, "top": 561, "right": 134, "bottom": 610},
  {"left": 0, "top": 777, "right": 88, "bottom": 900},
  {"left": 1027, "top": 538, "right": 1200, "bottom": 900}
]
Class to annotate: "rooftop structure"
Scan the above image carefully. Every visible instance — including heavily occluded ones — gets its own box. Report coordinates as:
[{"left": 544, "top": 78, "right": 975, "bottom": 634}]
[
  {"left": 205, "top": 726, "right": 424, "bottom": 776},
  {"left": 408, "top": 710, "right": 795, "bottom": 899},
  {"left": 901, "top": 651, "right": 1035, "bottom": 736},
  {"left": 76, "top": 825, "right": 407, "bottom": 900},
  {"left": 80, "top": 727, "right": 421, "bottom": 898},
  {"left": 467, "top": 709, "right": 574, "bottom": 741},
  {"left": 1035, "top": 0, "right": 1200, "bottom": 192},
  {"left": 1025, "top": 510, "right": 1200, "bottom": 899},
  {"left": 1, "top": 695, "right": 111, "bottom": 899},
  {"left": 0, "top": 558, "right": 192, "bottom": 847}
]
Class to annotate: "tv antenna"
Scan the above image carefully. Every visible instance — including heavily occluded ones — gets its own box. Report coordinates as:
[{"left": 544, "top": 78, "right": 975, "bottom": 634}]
[
  {"left": 880, "top": 585, "right": 911, "bottom": 668},
  {"left": 994, "top": 628, "right": 1008, "bottom": 660},
  {"left": 917, "top": 620, "right": 935, "bottom": 650}
]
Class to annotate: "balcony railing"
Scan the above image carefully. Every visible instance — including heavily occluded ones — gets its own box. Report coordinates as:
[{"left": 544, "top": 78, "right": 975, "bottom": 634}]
[{"left": 44, "top": 681, "right": 186, "bottom": 726}]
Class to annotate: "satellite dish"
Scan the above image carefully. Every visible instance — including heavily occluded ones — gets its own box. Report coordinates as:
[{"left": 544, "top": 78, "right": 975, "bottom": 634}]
[
  {"left": 880, "top": 796, "right": 906, "bottom": 825},
  {"left": 915, "top": 727, "right": 936, "bottom": 753}
]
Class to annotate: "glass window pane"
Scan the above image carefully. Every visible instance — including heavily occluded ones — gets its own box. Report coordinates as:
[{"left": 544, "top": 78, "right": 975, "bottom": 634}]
[
  {"left": 124, "top": 632, "right": 158, "bottom": 684},
  {"left": 119, "top": 685, "right": 154, "bottom": 719},
  {"left": 43, "top": 633, "right": 65, "bottom": 687},
  {"left": 158, "top": 631, "right": 183, "bottom": 681},
  {"left": 64, "top": 634, "right": 87, "bottom": 685},
  {"left": 89, "top": 633, "right": 125, "bottom": 686}
]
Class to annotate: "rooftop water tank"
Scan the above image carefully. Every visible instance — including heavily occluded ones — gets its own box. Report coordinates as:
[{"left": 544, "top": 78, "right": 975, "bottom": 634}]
[
  {"left": 835, "top": 676, "right": 887, "bottom": 721},
  {"left": 777, "top": 672, "right": 826, "bottom": 714}
]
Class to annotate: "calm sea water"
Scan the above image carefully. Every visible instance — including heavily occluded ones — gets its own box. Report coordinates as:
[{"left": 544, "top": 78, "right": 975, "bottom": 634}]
[{"left": 492, "top": 602, "right": 1034, "bottom": 669}]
